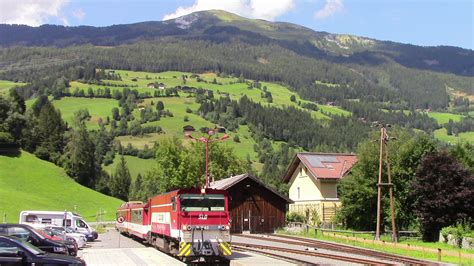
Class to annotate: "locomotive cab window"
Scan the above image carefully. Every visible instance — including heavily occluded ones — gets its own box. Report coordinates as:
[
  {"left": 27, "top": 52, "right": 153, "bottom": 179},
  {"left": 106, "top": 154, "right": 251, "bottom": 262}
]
[{"left": 180, "top": 194, "right": 225, "bottom": 212}]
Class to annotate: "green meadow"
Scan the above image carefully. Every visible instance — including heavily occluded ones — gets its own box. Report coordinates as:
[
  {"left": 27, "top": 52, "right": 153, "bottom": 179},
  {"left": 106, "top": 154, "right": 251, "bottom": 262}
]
[
  {"left": 51, "top": 97, "right": 119, "bottom": 129},
  {"left": 0, "top": 80, "right": 26, "bottom": 95},
  {"left": 22, "top": 69, "right": 352, "bottom": 169},
  {"left": 103, "top": 155, "right": 156, "bottom": 181},
  {"left": 0, "top": 151, "right": 122, "bottom": 222},
  {"left": 74, "top": 69, "right": 350, "bottom": 120},
  {"left": 433, "top": 128, "right": 474, "bottom": 143},
  {"left": 427, "top": 112, "right": 464, "bottom": 124}
]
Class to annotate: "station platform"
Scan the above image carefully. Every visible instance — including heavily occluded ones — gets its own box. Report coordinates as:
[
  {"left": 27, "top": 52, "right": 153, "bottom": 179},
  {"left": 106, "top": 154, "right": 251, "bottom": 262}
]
[{"left": 81, "top": 247, "right": 186, "bottom": 266}]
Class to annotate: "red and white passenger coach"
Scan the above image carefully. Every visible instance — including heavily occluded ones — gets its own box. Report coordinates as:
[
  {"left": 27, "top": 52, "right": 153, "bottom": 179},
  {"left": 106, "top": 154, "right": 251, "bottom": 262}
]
[{"left": 116, "top": 188, "right": 232, "bottom": 262}]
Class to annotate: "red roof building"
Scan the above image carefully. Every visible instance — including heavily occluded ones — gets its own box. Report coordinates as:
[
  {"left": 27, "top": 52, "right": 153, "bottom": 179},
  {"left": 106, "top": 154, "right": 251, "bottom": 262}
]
[{"left": 282, "top": 152, "right": 357, "bottom": 223}]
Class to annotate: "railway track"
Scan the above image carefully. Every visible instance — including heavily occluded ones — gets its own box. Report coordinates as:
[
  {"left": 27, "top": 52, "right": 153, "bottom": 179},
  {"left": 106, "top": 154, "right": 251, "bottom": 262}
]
[
  {"left": 232, "top": 245, "right": 319, "bottom": 265},
  {"left": 232, "top": 242, "right": 390, "bottom": 265},
  {"left": 235, "top": 234, "right": 436, "bottom": 265}
]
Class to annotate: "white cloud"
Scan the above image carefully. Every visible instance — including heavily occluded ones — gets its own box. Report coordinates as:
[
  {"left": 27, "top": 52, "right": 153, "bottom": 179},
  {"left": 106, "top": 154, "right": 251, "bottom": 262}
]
[
  {"left": 72, "top": 8, "right": 85, "bottom": 20},
  {"left": 314, "top": 0, "right": 343, "bottom": 19},
  {"left": 0, "top": 0, "right": 70, "bottom": 26},
  {"left": 163, "top": 0, "right": 295, "bottom": 21}
]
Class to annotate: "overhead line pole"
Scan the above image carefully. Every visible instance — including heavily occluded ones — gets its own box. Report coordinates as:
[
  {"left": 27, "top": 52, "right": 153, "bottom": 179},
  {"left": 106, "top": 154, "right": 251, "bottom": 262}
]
[
  {"left": 385, "top": 142, "right": 398, "bottom": 242},
  {"left": 186, "top": 129, "right": 229, "bottom": 191},
  {"left": 375, "top": 127, "right": 384, "bottom": 241},
  {"left": 374, "top": 123, "right": 398, "bottom": 242}
]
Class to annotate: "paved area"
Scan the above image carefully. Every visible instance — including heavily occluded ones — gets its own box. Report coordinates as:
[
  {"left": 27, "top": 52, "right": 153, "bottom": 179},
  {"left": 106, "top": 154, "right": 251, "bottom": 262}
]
[
  {"left": 81, "top": 247, "right": 185, "bottom": 265},
  {"left": 78, "top": 229, "right": 292, "bottom": 266},
  {"left": 78, "top": 229, "right": 184, "bottom": 266}
]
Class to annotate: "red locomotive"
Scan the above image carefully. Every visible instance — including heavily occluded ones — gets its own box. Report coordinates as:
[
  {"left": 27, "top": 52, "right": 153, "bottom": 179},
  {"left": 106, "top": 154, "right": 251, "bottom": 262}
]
[{"left": 116, "top": 188, "right": 232, "bottom": 262}]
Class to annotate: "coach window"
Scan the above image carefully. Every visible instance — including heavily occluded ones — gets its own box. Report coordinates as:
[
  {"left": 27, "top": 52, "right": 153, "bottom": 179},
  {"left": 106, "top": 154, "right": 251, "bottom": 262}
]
[{"left": 172, "top": 197, "right": 177, "bottom": 211}]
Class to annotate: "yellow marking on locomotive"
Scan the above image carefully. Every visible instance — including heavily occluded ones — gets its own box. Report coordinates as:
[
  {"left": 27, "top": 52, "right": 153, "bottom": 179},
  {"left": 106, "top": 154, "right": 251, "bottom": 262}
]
[
  {"left": 178, "top": 242, "right": 192, "bottom": 256},
  {"left": 219, "top": 242, "right": 232, "bottom": 256}
]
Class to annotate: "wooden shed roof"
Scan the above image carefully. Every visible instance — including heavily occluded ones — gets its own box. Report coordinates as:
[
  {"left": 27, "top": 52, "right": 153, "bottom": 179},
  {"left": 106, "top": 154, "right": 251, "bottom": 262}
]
[{"left": 210, "top": 173, "right": 293, "bottom": 203}]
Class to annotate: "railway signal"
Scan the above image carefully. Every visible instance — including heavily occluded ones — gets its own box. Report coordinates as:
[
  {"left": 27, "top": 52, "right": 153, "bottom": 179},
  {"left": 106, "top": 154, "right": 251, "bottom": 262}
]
[{"left": 185, "top": 129, "right": 229, "bottom": 191}]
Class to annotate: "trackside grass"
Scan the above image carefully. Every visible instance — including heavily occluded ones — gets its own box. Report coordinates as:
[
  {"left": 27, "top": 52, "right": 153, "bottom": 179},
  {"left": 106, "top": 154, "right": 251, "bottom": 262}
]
[
  {"left": 0, "top": 151, "right": 123, "bottom": 223},
  {"left": 277, "top": 229, "right": 474, "bottom": 264}
]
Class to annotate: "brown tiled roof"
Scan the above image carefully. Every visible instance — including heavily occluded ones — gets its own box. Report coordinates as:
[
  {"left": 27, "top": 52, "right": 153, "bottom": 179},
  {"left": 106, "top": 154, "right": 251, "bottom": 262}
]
[{"left": 282, "top": 152, "right": 357, "bottom": 183}]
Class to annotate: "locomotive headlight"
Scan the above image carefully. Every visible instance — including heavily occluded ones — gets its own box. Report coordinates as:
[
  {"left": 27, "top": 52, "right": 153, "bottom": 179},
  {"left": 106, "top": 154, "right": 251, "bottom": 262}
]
[
  {"left": 225, "top": 225, "right": 230, "bottom": 230},
  {"left": 181, "top": 225, "right": 192, "bottom": 231}
]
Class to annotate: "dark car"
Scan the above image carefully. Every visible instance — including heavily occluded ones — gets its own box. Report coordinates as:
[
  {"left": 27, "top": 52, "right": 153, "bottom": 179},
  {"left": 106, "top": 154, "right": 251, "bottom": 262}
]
[
  {"left": 0, "top": 235, "right": 85, "bottom": 265},
  {"left": 0, "top": 224, "right": 68, "bottom": 255}
]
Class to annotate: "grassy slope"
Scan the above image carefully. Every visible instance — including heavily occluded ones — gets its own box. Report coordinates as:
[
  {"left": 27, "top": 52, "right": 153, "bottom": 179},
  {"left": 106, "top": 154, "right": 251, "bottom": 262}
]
[
  {"left": 0, "top": 151, "right": 122, "bottom": 222},
  {"left": 103, "top": 155, "right": 155, "bottom": 181},
  {"left": 427, "top": 112, "right": 464, "bottom": 124},
  {"left": 116, "top": 97, "right": 260, "bottom": 161},
  {"left": 25, "top": 70, "right": 351, "bottom": 167},
  {"left": 51, "top": 97, "right": 118, "bottom": 129},
  {"left": 80, "top": 70, "right": 348, "bottom": 119},
  {"left": 0, "top": 80, "right": 26, "bottom": 95},
  {"left": 433, "top": 128, "right": 474, "bottom": 143}
]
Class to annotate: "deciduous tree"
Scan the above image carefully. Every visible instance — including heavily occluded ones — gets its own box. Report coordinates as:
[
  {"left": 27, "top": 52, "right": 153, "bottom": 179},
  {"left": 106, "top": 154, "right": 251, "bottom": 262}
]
[{"left": 411, "top": 151, "right": 474, "bottom": 241}]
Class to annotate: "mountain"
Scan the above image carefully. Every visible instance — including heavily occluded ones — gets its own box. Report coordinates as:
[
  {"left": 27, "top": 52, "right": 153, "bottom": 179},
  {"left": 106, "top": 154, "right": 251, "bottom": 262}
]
[
  {"left": 0, "top": 10, "right": 473, "bottom": 111},
  {"left": 1, "top": 10, "right": 473, "bottom": 76}
]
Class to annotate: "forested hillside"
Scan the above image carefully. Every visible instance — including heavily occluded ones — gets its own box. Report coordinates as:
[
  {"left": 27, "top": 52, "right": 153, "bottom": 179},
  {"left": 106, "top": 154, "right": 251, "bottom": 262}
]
[{"left": 0, "top": 10, "right": 472, "bottom": 198}]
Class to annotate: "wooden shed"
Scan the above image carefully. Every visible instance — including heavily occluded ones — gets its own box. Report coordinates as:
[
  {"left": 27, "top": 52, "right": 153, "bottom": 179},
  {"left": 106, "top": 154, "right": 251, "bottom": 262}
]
[{"left": 210, "top": 174, "right": 292, "bottom": 234}]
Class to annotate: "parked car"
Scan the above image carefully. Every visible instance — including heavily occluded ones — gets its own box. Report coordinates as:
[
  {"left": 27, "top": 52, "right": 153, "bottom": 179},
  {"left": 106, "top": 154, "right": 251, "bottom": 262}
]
[
  {"left": 0, "top": 235, "right": 85, "bottom": 265},
  {"left": 35, "top": 228, "right": 78, "bottom": 256},
  {"left": 46, "top": 226, "right": 87, "bottom": 248},
  {"left": 0, "top": 224, "right": 68, "bottom": 255},
  {"left": 67, "top": 226, "right": 96, "bottom": 242}
]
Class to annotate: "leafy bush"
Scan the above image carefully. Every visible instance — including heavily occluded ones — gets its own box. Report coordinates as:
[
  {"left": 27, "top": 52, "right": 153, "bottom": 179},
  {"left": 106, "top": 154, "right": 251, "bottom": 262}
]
[
  {"left": 0, "top": 132, "right": 15, "bottom": 145},
  {"left": 286, "top": 212, "right": 305, "bottom": 223},
  {"left": 440, "top": 220, "right": 473, "bottom": 240}
]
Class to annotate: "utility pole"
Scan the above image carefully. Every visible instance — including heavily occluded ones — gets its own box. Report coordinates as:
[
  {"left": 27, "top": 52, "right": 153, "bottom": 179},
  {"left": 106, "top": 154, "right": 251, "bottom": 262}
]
[
  {"left": 374, "top": 123, "right": 398, "bottom": 242},
  {"left": 185, "top": 128, "right": 229, "bottom": 192}
]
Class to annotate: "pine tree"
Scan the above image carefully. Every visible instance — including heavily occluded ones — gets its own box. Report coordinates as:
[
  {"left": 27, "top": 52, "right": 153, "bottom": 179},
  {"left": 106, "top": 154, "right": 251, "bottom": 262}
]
[
  {"left": 63, "top": 118, "right": 97, "bottom": 187},
  {"left": 156, "top": 101, "right": 164, "bottom": 111},
  {"left": 110, "top": 155, "right": 131, "bottom": 201},
  {"left": 34, "top": 102, "right": 66, "bottom": 162},
  {"left": 129, "top": 173, "right": 143, "bottom": 201}
]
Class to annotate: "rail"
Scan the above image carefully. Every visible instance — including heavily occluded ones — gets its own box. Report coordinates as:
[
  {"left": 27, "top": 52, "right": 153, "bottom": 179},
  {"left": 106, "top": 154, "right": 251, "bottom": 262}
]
[
  {"left": 269, "top": 234, "right": 435, "bottom": 265},
  {"left": 235, "top": 233, "right": 438, "bottom": 265},
  {"left": 232, "top": 242, "right": 386, "bottom": 265}
]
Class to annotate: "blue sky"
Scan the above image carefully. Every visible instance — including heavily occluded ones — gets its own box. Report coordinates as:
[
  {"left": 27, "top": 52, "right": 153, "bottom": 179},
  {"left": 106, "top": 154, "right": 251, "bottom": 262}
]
[{"left": 1, "top": 0, "right": 472, "bottom": 49}]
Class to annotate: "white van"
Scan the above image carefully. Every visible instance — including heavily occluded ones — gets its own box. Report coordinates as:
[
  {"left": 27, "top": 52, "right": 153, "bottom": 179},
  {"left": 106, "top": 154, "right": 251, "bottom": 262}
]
[{"left": 19, "top": 211, "right": 95, "bottom": 236}]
